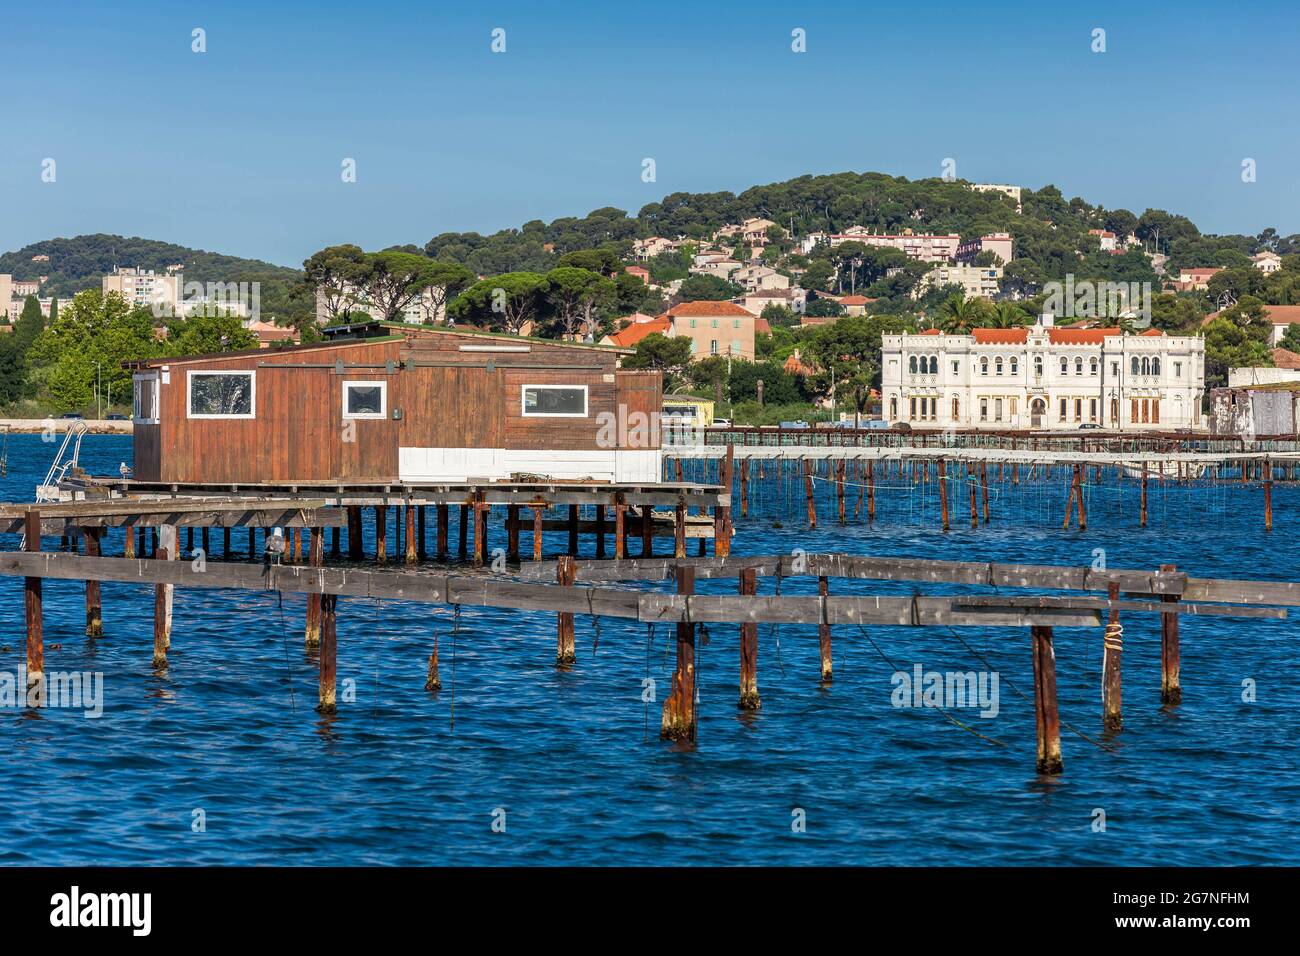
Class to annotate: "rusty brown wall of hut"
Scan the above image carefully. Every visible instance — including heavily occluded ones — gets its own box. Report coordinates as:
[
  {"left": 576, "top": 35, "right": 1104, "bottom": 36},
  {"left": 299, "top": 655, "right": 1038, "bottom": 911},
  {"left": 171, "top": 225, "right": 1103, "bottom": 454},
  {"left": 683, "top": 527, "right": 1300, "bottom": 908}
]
[{"left": 134, "top": 330, "right": 660, "bottom": 484}]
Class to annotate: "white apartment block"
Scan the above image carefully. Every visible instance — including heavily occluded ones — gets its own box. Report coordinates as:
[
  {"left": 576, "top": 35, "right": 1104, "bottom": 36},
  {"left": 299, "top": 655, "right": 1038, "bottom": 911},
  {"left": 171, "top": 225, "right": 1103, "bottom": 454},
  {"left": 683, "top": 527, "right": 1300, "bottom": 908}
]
[
  {"left": 968, "top": 183, "right": 1023, "bottom": 213},
  {"left": 103, "top": 266, "right": 183, "bottom": 314},
  {"left": 801, "top": 230, "right": 961, "bottom": 262},
  {"left": 918, "top": 263, "right": 1002, "bottom": 299},
  {"left": 881, "top": 317, "right": 1205, "bottom": 431},
  {"left": 6, "top": 297, "right": 59, "bottom": 322}
]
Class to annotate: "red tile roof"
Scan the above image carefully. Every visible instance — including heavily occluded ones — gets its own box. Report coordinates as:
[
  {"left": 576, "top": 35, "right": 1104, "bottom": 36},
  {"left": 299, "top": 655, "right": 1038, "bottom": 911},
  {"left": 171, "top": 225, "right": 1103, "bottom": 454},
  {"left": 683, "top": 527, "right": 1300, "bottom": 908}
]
[
  {"left": 839, "top": 295, "right": 875, "bottom": 305},
  {"left": 667, "top": 300, "right": 754, "bottom": 317},
  {"left": 1046, "top": 327, "right": 1122, "bottom": 344},
  {"left": 917, "top": 328, "right": 942, "bottom": 336},
  {"left": 605, "top": 316, "right": 670, "bottom": 347},
  {"left": 1274, "top": 347, "right": 1300, "bottom": 369},
  {"left": 1205, "top": 304, "right": 1300, "bottom": 327},
  {"left": 972, "top": 328, "right": 1029, "bottom": 344},
  {"left": 1139, "top": 328, "right": 1165, "bottom": 336}
]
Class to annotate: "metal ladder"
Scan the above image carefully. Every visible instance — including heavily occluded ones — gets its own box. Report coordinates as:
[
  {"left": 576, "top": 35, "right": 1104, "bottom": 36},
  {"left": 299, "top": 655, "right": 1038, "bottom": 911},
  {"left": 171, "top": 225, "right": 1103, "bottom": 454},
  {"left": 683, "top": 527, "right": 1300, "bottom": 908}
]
[{"left": 35, "top": 420, "right": 88, "bottom": 502}]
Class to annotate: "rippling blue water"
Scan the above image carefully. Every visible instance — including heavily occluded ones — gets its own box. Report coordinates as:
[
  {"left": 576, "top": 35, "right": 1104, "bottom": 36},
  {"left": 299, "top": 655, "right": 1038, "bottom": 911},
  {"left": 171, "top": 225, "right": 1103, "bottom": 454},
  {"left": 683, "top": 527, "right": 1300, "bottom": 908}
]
[{"left": 0, "top": 434, "right": 1295, "bottom": 865}]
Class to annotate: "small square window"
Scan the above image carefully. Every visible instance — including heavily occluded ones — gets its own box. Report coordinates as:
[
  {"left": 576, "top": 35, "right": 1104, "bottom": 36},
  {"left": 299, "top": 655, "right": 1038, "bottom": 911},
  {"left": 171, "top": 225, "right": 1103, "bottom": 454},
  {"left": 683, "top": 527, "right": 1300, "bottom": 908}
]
[{"left": 343, "top": 380, "right": 387, "bottom": 419}]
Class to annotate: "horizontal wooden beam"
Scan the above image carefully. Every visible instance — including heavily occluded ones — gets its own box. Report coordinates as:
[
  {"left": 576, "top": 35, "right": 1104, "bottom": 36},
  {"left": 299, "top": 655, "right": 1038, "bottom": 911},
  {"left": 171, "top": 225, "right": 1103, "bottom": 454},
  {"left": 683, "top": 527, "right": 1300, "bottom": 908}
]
[
  {"left": 513, "top": 552, "right": 1300, "bottom": 609},
  {"left": 0, "top": 551, "right": 1115, "bottom": 628}
]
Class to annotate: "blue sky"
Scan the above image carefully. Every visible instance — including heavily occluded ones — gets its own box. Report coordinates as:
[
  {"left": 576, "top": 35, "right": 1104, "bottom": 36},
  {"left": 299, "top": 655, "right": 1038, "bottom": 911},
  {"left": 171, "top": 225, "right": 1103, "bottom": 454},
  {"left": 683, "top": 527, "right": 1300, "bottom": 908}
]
[{"left": 1, "top": 0, "right": 1295, "bottom": 266}]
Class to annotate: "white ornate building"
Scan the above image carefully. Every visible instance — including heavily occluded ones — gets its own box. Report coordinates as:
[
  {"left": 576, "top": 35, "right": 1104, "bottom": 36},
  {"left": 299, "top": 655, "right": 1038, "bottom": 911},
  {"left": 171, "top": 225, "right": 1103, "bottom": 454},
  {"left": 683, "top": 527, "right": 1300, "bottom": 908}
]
[{"left": 880, "top": 318, "right": 1206, "bottom": 430}]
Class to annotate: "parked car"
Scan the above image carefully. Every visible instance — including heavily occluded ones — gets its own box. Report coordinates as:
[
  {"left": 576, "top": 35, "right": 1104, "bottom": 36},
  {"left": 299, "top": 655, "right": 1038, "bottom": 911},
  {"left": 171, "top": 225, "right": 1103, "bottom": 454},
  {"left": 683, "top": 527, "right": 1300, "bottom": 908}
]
[
  {"left": 711, "top": 418, "right": 731, "bottom": 428},
  {"left": 106, "top": 413, "right": 129, "bottom": 421},
  {"left": 1077, "top": 423, "right": 1101, "bottom": 430},
  {"left": 60, "top": 412, "right": 85, "bottom": 419},
  {"left": 779, "top": 420, "right": 810, "bottom": 429}
]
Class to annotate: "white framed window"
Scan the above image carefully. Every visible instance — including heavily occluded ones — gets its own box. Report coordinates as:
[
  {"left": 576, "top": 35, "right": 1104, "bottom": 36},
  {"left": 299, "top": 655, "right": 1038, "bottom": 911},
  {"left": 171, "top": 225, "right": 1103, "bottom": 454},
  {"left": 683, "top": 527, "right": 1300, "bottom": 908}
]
[
  {"left": 187, "top": 370, "right": 255, "bottom": 419},
  {"left": 521, "top": 384, "right": 588, "bottom": 418},
  {"left": 342, "top": 380, "right": 387, "bottom": 419},
  {"left": 133, "top": 372, "right": 160, "bottom": 424}
]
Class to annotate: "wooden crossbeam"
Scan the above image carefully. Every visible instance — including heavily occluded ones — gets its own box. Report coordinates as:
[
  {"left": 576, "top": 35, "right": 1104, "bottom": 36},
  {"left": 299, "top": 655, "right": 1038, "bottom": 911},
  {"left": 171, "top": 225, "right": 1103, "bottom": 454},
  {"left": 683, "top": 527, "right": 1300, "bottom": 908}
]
[
  {"left": 0, "top": 551, "right": 1110, "bottom": 627},
  {"left": 511, "top": 552, "right": 1300, "bottom": 609}
]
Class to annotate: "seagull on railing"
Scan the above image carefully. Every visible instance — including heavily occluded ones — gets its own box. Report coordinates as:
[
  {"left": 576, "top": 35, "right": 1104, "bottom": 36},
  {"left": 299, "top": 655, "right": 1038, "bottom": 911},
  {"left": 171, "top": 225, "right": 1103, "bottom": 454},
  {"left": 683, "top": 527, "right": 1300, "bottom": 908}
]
[{"left": 119, "top": 462, "right": 132, "bottom": 478}]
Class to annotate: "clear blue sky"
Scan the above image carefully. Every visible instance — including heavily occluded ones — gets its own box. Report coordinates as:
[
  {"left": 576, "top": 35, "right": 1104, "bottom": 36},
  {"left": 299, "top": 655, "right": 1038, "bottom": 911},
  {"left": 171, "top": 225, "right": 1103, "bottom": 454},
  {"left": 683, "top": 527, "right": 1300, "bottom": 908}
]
[{"left": 1, "top": 0, "right": 1295, "bottom": 266}]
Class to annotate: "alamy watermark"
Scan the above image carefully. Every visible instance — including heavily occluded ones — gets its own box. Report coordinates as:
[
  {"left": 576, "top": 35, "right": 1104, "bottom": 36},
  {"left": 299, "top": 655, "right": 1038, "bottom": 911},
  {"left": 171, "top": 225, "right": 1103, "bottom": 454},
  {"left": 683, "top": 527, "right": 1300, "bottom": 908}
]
[
  {"left": 1042, "top": 275, "right": 1151, "bottom": 323},
  {"left": 891, "top": 663, "right": 999, "bottom": 718},
  {"left": 1, "top": 669, "right": 104, "bottom": 717}
]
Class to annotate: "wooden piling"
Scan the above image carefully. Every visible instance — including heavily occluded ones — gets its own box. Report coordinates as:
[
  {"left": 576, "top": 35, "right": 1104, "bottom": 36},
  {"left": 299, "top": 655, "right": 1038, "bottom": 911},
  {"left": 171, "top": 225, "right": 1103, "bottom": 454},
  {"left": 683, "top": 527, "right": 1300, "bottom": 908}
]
[
  {"left": 1160, "top": 563, "right": 1182, "bottom": 705},
  {"left": 83, "top": 528, "right": 104, "bottom": 638},
  {"left": 556, "top": 554, "right": 576, "bottom": 667},
  {"left": 738, "top": 567, "right": 760, "bottom": 709},
  {"left": 867, "top": 459, "right": 876, "bottom": 520},
  {"left": 305, "top": 528, "right": 323, "bottom": 649},
  {"left": 1031, "top": 625, "right": 1063, "bottom": 774},
  {"left": 818, "top": 575, "right": 833, "bottom": 683},
  {"left": 938, "top": 459, "right": 950, "bottom": 531},
  {"left": 375, "top": 506, "right": 388, "bottom": 564},
  {"left": 345, "top": 506, "right": 362, "bottom": 560},
  {"left": 595, "top": 504, "right": 606, "bottom": 558},
  {"left": 124, "top": 524, "right": 136, "bottom": 559},
  {"left": 661, "top": 565, "right": 697, "bottom": 742},
  {"left": 614, "top": 496, "right": 627, "bottom": 560},
  {"left": 474, "top": 494, "right": 488, "bottom": 565},
  {"left": 968, "top": 463, "right": 978, "bottom": 529},
  {"left": 457, "top": 504, "right": 469, "bottom": 558},
  {"left": 507, "top": 504, "right": 521, "bottom": 560},
  {"left": 1140, "top": 463, "right": 1149, "bottom": 527},
  {"left": 739, "top": 459, "right": 749, "bottom": 517},
  {"left": 424, "top": 635, "right": 441, "bottom": 691},
  {"left": 24, "top": 510, "right": 43, "bottom": 689},
  {"left": 1076, "top": 464, "right": 1087, "bottom": 531},
  {"left": 641, "top": 505, "right": 654, "bottom": 557},
  {"left": 836, "top": 458, "right": 846, "bottom": 523},
  {"left": 674, "top": 502, "right": 687, "bottom": 558},
  {"left": 980, "top": 461, "right": 989, "bottom": 524},
  {"left": 405, "top": 502, "right": 418, "bottom": 564},
  {"left": 1102, "top": 580, "right": 1123, "bottom": 730},
  {"left": 1264, "top": 461, "right": 1273, "bottom": 531},
  {"left": 417, "top": 506, "right": 427, "bottom": 560},
  {"left": 318, "top": 593, "right": 337, "bottom": 713},
  {"left": 567, "top": 504, "right": 579, "bottom": 556},
  {"left": 152, "top": 526, "right": 177, "bottom": 669},
  {"left": 329, "top": 526, "right": 340, "bottom": 560},
  {"left": 803, "top": 459, "right": 817, "bottom": 528},
  {"left": 436, "top": 503, "right": 449, "bottom": 558},
  {"left": 531, "top": 505, "right": 544, "bottom": 561},
  {"left": 249, "top": 527, "right": 256, "bottom": 560}
]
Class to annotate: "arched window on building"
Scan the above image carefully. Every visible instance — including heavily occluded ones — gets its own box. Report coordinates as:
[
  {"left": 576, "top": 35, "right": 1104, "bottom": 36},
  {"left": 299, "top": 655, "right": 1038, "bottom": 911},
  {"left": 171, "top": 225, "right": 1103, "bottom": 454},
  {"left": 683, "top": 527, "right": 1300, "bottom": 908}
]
[
  {"left": 1152, "top": 357, "right": 1161, "bottom": 376},
  {"left": 1132, "top": 356, "right": 1140, "bottom": 376},
  {"left": 909, "top": 356, "right": 918, "bottom": 375},
  {"left": 1010, "top": 357, "right": 1019, "bottom": 375},
  {"left": 980, "top": 357, "right": 989, "bottom": 375},
  {"left": 1090, "top": 357, "right": 1099, "bottom": 375},
  {"left": 995, "top": 356, "right": 1004, "bottom": 375},
  {"left": 1060, "top": 357, "right": 1069, "bottom": 374},
  {"left": 890, "top": 396, "right": 898, "bottom": 420},
  {"left": 1034, "top": 357, "right": 1043, "bottom": 376},
  {"left": 930, "top": 355, "right": 939, "bottom": 374},
  {"left": 1142, "top": 357, "right": 1151, "bottom": 376},
  {"left": 951, "top": 396, "right": 960, "bottom": 421},
  {"left": 1075, "top": 357, "right": 1084, "bottom": 376}
]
